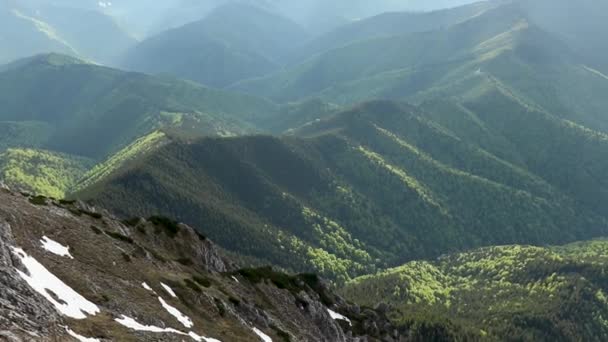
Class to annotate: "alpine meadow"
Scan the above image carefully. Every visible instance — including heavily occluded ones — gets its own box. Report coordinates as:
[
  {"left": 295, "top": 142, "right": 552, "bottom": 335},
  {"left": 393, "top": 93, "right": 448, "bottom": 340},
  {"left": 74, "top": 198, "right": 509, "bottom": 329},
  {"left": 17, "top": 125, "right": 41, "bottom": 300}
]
[{"left": 1, "top": 0, "right": 608, "bottom": 341}]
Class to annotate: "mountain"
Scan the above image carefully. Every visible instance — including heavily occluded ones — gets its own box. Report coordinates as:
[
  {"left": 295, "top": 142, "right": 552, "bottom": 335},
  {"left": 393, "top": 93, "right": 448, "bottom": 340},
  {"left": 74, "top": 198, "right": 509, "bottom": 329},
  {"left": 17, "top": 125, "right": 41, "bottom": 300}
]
[
  {"left": 232, "top": 2, "right": 608, "bottom": 134},
  {"left": 33, "top": 4, "right": 137, "bottom": 64},
  {"left": 341, "top": 239, "right": 608, "bottom": 341},
  {"left": 0, "top": 1, "right": 135, "bottom": 64},
  {"left": 0, "top": 53, "right": 282, "bottom": 196},
  {"left": 120, "top": 3, "right": 310, "bottom": 88},
  {"left": 287, "top": 1, "right": 496, "bottom": 63},
  {"left": 517, "top": 0, "right": 608, "bottom": 74},
  {"left": 0, "top": 3, "right": 77, "bottom": 64},
  {"left": 0, "top": 148, "right": 93, "bottom": 199},
  {"left": 0, "top": 53, "right": 277, "bottom": 159},
  {"left": 0, "top": 185, "right": 395, "bottom": 341},
  {"left": 73, "top": 99, "right": 608, "bottom": 283},
  {"left": 268, "top": 0, "right": 484, "bottom": 35}
]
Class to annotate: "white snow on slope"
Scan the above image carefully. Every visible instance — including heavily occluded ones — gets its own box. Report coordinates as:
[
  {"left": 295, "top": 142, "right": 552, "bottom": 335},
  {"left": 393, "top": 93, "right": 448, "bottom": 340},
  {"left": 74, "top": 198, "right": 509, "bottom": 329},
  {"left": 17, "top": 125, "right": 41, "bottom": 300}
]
[
  {"left": 252, "top": 327, "right": 272, "bottom": 342},
  {"left": 189, "top": 331, "right": 222, "bottom": 342},
  {"left": 142, "top": 282, "right": 155, "bottom": 293},
  {"left": 328, "top": 309, "right": 352, "bottom": 326},
  {"left": 161, "top": 282, "right": 177, "bottom": 298},
  {"left": 115, "top": 315, "right": 184, "bottom": 334},
  {"left": 65, "top": 326, "right": 100, "bottom": 342},
  {"left": 159, "top": 296, "right": 193, "bottom": 328},
  {"left": 115, "top": 315, "right": 220, "bottom": 342},
  {"left": 41, "top": 236, "right": 73, "bottom": 258},
  {"left": 11, "top": 247, "right": 100, "bottom": 319}
]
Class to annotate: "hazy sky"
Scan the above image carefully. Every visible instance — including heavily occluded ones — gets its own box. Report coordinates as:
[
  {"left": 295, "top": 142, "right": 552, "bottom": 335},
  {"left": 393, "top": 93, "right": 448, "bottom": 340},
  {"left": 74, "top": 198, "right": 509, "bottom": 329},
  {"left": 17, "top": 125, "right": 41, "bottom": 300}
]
[{"left": 16, "top": 0, "right": 482, "bottom": 36}]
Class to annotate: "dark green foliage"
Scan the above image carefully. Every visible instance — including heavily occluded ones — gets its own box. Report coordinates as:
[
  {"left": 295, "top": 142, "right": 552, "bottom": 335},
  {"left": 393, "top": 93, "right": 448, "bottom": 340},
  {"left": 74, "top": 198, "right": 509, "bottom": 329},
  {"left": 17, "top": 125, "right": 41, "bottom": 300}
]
[
  {"left": 121, "top": 252, "right": 132, "bottom": 262},
  {"left": 228, "top": 296, "right": 240, "bottom": 307},
  {"left": 175, "top": 258, "right": 194, "bottom": 266},
  {"left": 80, "top": 210, "right": 102, "bottom": 219},
  {"left": 193, "top": 275, "right": 212, "bottom": 288},
  {"left": 234, "top": 266, "right": 335, "bottom": 306},
  {"left": 271, "top": 325, "right": 292, "bottom": 342},
  {"left": 59, "top": 199, "right": 76, "bottom": 205},
  {"left": 78, "top": 100, "right": 608, "bottom": 282},
  {"left": 122, "top": 217, "right": 141, "bottom": 227},
  {"left": 236, "top": 267, "right": 299, "bottom": 291},
  {"left": 183, "top": 278, "right": 202, "bottom": 293},
  {"left": 214, "top": 298, "right": 226, "bottom": 317},
  {"left": 195, "top": 230, "right": 206, "bottom": 241},
  {"left": 69, "top": 208, "right": 82, "bottom": 216},
  {"left": 148, "top": 216, "right": 181, "bottom": 238},
  {"left": 90, "top": 225, "right": 102, "bottom": 235},
  {"left": 104, "top": 230, "right": 134, "bottom": 244},
  {"left": 28, "top": 195, "right": 47, "bottom": 206}
]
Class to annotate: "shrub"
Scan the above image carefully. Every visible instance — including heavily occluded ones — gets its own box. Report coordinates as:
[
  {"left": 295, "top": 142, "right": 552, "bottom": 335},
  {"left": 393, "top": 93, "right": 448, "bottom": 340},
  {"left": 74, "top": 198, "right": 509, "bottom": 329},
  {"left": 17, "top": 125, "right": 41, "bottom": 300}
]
[
  {"left": 81, "top": 209, "right": 102, "bottom": 219},
  {"left": 176, "top": 258, "right": 194, "bottom": 266},
  {"left": 121, "top": 252, "right": 132, "bottom": 262},
  {"left": 214, "top": 298, "right": 226, "bottom": 316},
  {"left": 104, "top": 230, "right": 134, "bottom": 244},
  {"left": 122, "top": 217, "right": 141, "bottom": 227},
  {"left": 29, "top": 195, "right": 47, "bottom": 205},
  {"left": 271, "top": 325, "right": 292, "bottom": 342},
  {"left": 228, "top": 296, "right": 241, "bottom": 306},
  {"left": 193, "top": 275, "right": 212, "bottom": 288},
  {"left": 184, "top": 278, "right": 202, "bottom": 293},
  {"left": 90, "top": 225, "right": 102, "bottom": 235},
  {"left": 148, "top": 216, "right": 180, "bottom": 238}
]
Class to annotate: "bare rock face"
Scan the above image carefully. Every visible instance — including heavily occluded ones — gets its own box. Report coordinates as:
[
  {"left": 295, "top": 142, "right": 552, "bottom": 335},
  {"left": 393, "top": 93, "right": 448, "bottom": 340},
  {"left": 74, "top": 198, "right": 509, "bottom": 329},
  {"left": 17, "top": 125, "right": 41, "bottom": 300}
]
[
  {"left": 0, "top": 222, "right": 63, "bottom": 340},
  {"left": 0, "top": 189, "right": 397, "bottom": 341}
]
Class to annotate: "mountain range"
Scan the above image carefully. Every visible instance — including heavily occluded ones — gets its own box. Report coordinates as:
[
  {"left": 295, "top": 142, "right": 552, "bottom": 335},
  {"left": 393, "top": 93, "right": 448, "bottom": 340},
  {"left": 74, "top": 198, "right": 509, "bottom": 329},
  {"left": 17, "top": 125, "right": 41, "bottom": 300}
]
[{"left": 1, "top": 0, "right": 608, "bottom": 340}]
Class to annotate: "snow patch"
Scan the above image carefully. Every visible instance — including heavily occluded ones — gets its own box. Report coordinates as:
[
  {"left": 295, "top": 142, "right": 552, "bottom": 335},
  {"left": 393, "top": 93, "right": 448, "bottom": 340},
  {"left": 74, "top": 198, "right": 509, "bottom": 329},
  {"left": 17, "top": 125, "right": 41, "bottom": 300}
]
[
  {"left": 115, "top": 315, "right": 220, "bottom": 341},
  {"left": 161, "top": 282, "right": 177, "bottom": 298},
  {"left": 65, "top": 326, "right": 100, "bottom": 342},
  {"left": 188, "top": 331, "right": 222, "bottom": 342},
  {"left": 142, "top": 282, "right": 155, "bottom": 293},
  {"left": 159, "top": 296, "right": 193, "bottom": 328},
  {"left": 252, "top": 327, "right": 272, "bottom": 342},
  {"left": 11, "top": 247, "right": 100, "bottom": 319},
  {"left": 114, "top": 315, "right": 184, "bottom": 334},
  {"left": 328, "top": 309, "right": 351, "bottom": 326},
  {"left": 41, "top": 236, "right": 73, "bottom": 259},
  {"left": 231, "top": 276, "right": 239, "bottom": 283}
]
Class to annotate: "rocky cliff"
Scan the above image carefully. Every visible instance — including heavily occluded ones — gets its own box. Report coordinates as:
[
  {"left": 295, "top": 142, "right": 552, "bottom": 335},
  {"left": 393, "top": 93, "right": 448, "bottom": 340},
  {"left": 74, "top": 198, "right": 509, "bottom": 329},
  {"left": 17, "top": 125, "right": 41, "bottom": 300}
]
[{"left": 0, "top": 186, "right": 398, "bottom": 341}]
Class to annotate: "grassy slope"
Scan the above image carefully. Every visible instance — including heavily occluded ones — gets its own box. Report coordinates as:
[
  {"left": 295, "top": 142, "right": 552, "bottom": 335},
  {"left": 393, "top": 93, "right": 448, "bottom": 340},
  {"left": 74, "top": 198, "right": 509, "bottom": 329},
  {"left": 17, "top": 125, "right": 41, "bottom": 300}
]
[{"left": 341, "top": 239, "right": 608, "bottom": 341}]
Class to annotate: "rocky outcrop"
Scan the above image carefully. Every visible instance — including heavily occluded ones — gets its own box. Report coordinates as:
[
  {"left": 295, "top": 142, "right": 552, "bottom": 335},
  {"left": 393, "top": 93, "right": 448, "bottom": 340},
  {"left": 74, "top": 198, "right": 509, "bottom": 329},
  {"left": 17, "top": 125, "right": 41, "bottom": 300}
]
[
  {"left": 0, "top": 221, "right": 63, "bottom": 340},
  {"left": 0, "top": 189, "right": 398, "bottom": 341}
]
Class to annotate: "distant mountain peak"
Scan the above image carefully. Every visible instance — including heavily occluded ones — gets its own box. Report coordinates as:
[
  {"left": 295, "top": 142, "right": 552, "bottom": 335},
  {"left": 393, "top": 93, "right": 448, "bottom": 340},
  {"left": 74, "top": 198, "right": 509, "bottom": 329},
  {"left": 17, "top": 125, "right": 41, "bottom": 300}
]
[{"left": 30, "top": 52, "right": 88, "bottom": 66}]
